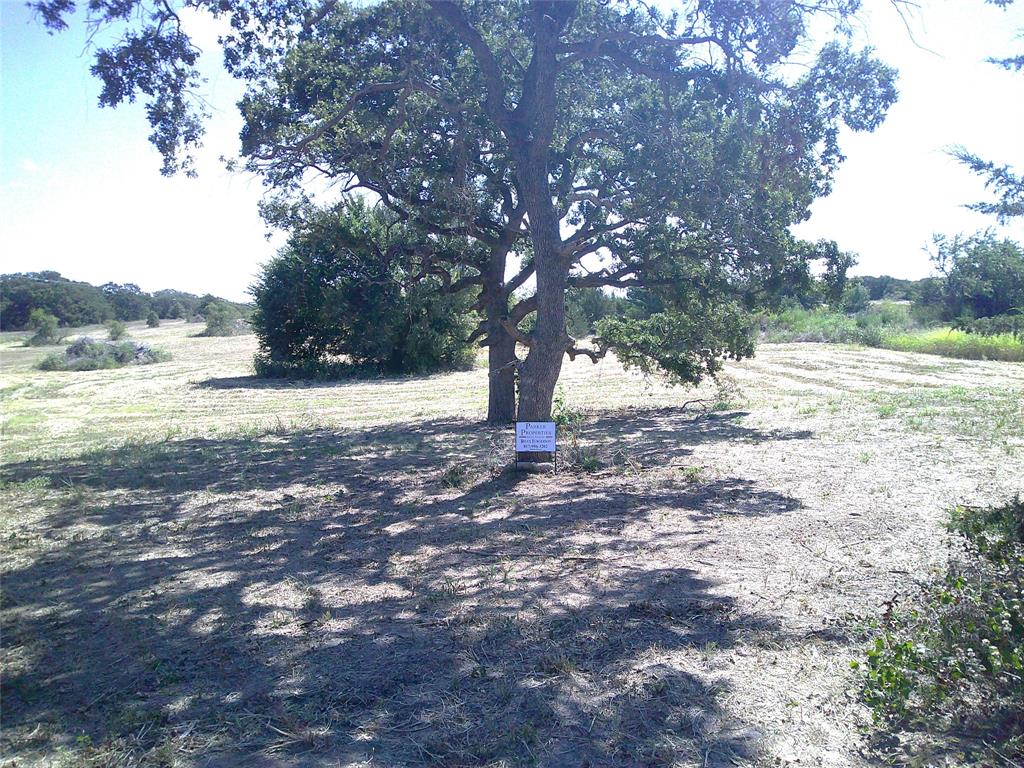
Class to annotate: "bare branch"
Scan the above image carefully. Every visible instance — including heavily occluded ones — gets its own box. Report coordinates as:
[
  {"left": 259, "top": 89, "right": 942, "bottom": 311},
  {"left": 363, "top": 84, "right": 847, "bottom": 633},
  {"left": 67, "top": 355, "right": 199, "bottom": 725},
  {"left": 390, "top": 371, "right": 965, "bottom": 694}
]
[
  {"left": 501, "top": 317, "right": 533, "bottom": 347},
  {"left": 505, "top": 260, "right": 535, "bottom": 295},
  {"left": 509, "top": 295, "right": 537, "bottom": 324},
  {"left": 566, "top": 340, "right": 608, "bottom": 363}
]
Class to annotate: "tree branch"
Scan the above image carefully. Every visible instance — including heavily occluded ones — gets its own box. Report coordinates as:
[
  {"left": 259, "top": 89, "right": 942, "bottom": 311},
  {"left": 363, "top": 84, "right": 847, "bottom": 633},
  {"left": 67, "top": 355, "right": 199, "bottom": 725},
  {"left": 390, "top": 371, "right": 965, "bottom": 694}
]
[
  {"left": 505, "top": 259, "right": 535, "bottom": 295},
  {"left": 426, "top": 1, "right": 514, "bottom": 133},
  {"left": 566, "top": 339, "right": 608, "bottom": 363},
  {"left": 509, "top": 295, "right": 537, "bottom": 324},
  {"left": 501, "top": 317, "right": 533, "bottom": 346}
]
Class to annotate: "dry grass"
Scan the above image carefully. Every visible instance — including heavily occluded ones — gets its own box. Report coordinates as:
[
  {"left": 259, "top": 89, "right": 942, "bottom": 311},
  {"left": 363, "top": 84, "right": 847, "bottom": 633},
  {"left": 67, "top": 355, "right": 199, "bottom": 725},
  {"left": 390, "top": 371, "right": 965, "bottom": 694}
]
[{"left": 1, "top": 322, "right": 1022, "bottom": 767}]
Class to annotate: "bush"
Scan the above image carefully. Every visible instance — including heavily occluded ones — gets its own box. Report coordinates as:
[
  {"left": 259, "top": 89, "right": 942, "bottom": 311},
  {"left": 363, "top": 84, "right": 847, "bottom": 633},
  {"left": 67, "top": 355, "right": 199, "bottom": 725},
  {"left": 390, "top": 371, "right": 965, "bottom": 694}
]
[
  {"left": 841, "top": 281, "right": 871, "bottom": 313},
  {"left": 38, "top": 337, "right": 171, "bottom": 371},
  {"left": 146, "top": 311, "right": 160, "bottom": 328},
  {"left": 250, "top": 200, "right": 478, "bottom": 377},
  {"left": 200, "top": 302, "right": 248, "bottom": 337},
  {"left": 24, "top": 309, "right": 65, "bottom": 346},
  {"left": 106, "top": 319, "right": 127, "bottom": 340},
  {"left": 857, "top": 497, "right": 1024, "bottom": 761}
]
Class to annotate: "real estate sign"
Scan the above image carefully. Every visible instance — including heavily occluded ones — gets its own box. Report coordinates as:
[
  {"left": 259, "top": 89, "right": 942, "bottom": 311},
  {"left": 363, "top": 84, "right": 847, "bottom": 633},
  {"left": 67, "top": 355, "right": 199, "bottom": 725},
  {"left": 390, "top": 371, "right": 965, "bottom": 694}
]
[{"left": 515, "top": 421, "right": 556, "bottom": 453}]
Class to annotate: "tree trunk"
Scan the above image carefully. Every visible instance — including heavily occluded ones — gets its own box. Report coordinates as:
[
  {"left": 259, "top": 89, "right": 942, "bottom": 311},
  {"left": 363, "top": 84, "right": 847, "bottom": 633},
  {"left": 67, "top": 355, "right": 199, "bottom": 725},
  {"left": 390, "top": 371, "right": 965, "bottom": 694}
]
[
  {"left": 515, "top": 260, "right": 567, "bottom": 422},
  {"left": 486, "top": 310, "right": 517, "bottom": 424},
  {"left": 479, "top": 241, "right": 518, "bottom": 424},
  {"left": 516, "top": 175, "right": 568, "bottom": 422}
]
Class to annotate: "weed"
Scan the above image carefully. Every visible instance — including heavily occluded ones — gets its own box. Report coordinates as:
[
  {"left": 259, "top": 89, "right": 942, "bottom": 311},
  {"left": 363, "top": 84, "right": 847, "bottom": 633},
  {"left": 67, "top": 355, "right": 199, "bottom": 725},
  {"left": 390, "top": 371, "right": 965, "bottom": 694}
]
[
  {"left": 856, "top": 496, "right": 1024, "bottom": 758},
  {"left": 537, "top": 653, "right": 577, "bottom": 676},
  {"left": 552, "top": 387, "right": 585, "bottom": 429},
  {"left": 679, "top": 466, "right": 705, "bottom": 483},
  {"left": 439, "top": 462, "right": 474, "bottom": 489}
]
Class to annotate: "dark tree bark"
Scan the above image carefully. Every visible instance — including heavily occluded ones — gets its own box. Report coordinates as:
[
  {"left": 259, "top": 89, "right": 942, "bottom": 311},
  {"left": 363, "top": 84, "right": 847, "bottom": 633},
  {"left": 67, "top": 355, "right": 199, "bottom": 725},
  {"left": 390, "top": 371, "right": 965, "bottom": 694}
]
[
  {"left": 501, "top": 2, "right": 575, "bottom": 422},
  {"left": 480, "top": 254, "right": 518, "bottom": 424},
  {"left": 486, "top": 318, "right": 517, "bottom": 423}
]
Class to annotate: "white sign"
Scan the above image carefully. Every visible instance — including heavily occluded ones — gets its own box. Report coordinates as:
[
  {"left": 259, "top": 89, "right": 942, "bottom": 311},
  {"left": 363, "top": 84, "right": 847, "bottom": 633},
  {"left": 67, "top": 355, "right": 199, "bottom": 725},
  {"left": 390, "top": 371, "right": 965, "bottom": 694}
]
[{"left": 516, "top": 421, "right": 557, "bottom": 452}]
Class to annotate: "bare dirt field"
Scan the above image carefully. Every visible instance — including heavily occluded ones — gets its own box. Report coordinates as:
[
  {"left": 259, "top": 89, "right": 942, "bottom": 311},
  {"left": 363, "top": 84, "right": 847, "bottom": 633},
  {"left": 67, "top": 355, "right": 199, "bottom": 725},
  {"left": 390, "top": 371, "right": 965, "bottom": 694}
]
[{"left": 2, "top": 321, "right": 1022, "bottom": 767}]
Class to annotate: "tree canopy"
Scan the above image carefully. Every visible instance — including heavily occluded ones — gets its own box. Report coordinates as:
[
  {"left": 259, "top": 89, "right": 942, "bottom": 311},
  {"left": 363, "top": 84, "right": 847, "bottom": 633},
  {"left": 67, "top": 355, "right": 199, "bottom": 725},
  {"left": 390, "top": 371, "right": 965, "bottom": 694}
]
[{"left": 35, "top": 0, "right": 899, "bottom": 420}]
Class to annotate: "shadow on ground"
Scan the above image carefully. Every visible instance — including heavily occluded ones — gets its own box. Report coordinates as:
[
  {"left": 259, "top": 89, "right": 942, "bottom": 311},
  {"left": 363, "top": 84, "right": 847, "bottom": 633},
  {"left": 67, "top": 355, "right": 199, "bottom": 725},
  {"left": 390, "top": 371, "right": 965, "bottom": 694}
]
[
  {"left": 196, "top": 366, "right": 474, "bottom": 391},
  {"left": 2, "top": 407, "right": 813, "bottom": 766}
]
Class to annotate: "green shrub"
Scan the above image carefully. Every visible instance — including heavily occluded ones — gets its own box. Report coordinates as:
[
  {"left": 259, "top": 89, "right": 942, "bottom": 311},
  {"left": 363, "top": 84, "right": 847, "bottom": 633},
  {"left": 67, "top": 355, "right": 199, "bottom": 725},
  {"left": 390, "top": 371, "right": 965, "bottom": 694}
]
[
  {"left": 250, "top": 200, "right": 478, "bottom": 377},
  {"left": 761, "top": 302, "right": 949, "bottom": 348},
  {"left": 200, "top": 302, "right": 248, "bottom": 337},
  {"left": 841, "top": 281, "right": 871, "bottom": 313},
  {"left": 38, "top": 337, "right": 170, "bottom": 371},
  {"left": 930, "top": 233, "right": 1024, "bottom": 323},
  {"left": 24, "top": 309, "right": 65, "bottom": 346},
  {"left": 106, "top": 319, "right": 127, "bottom": 340},
  {"left": 761, "top": 304, "right": 917, "bottom": 345},
  {"left": 146, "top": 311, "right": 160, "bottom": 328},
  {"left": 857, "top": 496, "right": 1024, "bottom": 760}
]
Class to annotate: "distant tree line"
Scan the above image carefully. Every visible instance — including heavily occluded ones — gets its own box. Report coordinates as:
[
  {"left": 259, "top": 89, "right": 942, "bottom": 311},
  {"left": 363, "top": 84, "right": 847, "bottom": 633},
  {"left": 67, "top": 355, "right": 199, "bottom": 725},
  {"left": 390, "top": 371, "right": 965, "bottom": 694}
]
[{"left": 0, "top": 271, "right": 250, "bottom": 331}]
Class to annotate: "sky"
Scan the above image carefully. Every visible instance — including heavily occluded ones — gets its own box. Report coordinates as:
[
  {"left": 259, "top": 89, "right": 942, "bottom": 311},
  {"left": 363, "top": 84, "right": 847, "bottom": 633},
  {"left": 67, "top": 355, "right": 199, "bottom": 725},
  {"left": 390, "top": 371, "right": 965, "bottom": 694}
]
[{"left": 1, "top": 0, "right": 1023, "bottom": 302}]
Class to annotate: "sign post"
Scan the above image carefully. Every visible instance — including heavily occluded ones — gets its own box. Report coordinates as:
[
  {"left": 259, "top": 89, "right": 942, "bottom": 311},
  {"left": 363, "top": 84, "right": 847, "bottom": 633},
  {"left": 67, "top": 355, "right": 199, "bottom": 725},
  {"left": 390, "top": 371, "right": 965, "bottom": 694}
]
[{"left": 515, "top": 421, "right": 557, "bottom": 472}]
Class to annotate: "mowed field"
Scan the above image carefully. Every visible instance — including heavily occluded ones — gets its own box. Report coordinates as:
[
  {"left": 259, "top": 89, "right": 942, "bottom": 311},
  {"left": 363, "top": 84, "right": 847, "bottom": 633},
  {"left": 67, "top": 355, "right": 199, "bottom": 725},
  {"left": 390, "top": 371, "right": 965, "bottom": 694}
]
[{"left": 1, "top": 321, "right": 1022, "bottom": 767}]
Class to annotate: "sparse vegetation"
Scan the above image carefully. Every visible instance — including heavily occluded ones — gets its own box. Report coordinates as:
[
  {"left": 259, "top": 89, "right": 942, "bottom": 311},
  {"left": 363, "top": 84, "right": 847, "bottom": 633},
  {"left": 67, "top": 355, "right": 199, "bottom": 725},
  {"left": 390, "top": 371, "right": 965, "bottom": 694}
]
[
  {"left": 37, "top": 337, "right": 170, "bottom": 372},
  {"left": 760, "top": 302, "right": 921, "bottom": 345},
  {"left": 761, "top": 302, "right": 1024, "bottom": 361},
  {"left": 881, "top": 328, "right": 1024, "bottom": 362},
  {"left": 106, "top": 319, "right": 127, "bottom": 341},
  {"left": 857, "top": 496, "right": 1024, "bottom": 762},
  {"left": 23, "top": 309, "right": 65, "bottom": 347}
]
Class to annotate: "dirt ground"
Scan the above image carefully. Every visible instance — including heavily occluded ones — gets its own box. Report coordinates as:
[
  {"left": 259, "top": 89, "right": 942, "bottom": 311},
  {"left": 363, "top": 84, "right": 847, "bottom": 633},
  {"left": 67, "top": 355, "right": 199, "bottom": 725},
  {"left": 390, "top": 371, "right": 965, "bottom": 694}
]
[{"left": 1, "top": 324, "right": 1022, "bottom": 767}]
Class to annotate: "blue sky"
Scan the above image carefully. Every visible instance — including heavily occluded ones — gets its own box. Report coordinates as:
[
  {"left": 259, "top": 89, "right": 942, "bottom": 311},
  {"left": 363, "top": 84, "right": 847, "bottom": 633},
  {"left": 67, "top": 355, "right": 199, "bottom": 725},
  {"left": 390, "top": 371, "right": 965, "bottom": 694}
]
[{"left": 1, "top": 0, "right": 1023, "bottom": 302}]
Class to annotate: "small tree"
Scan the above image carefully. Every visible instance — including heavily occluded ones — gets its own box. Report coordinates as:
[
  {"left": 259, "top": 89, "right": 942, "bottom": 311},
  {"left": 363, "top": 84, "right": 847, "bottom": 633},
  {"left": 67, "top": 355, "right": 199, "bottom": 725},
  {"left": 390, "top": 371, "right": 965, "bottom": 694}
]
[
  {"left": 25, "top": 309, "right": 64, "bottom": 346},
  {"left": 202, "top": 302, "right": 244, "bottom": 337},
  {"left": 842, "top": 282, "right": 872, "bottom": 314},
  {"left": 146, "top": 311, "right": 160, "bottom": 328},
  {"left": 930, "top": 233, "right": 1024, "bottom": 321},
  {"left": 106, "top": 320, "right": 127, "bottom": 340}
]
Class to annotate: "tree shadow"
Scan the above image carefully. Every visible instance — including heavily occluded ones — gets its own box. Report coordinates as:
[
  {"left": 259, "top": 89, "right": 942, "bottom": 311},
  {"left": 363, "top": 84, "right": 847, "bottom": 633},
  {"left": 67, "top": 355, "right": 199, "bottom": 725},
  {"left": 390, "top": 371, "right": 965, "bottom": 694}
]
[
  {"left": 2, "top": 407, "right": 815, "bottom": 765},
  {"left": 196, "top": 365, "right": 481, "bottom": 391}
]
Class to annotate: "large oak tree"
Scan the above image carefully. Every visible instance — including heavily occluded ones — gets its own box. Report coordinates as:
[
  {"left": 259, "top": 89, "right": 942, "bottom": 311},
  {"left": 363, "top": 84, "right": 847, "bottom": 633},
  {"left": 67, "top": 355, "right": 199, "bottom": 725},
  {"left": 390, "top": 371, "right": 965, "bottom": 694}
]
[{"left": 35, "top": 0, "right": 897, "bottom": 420}]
